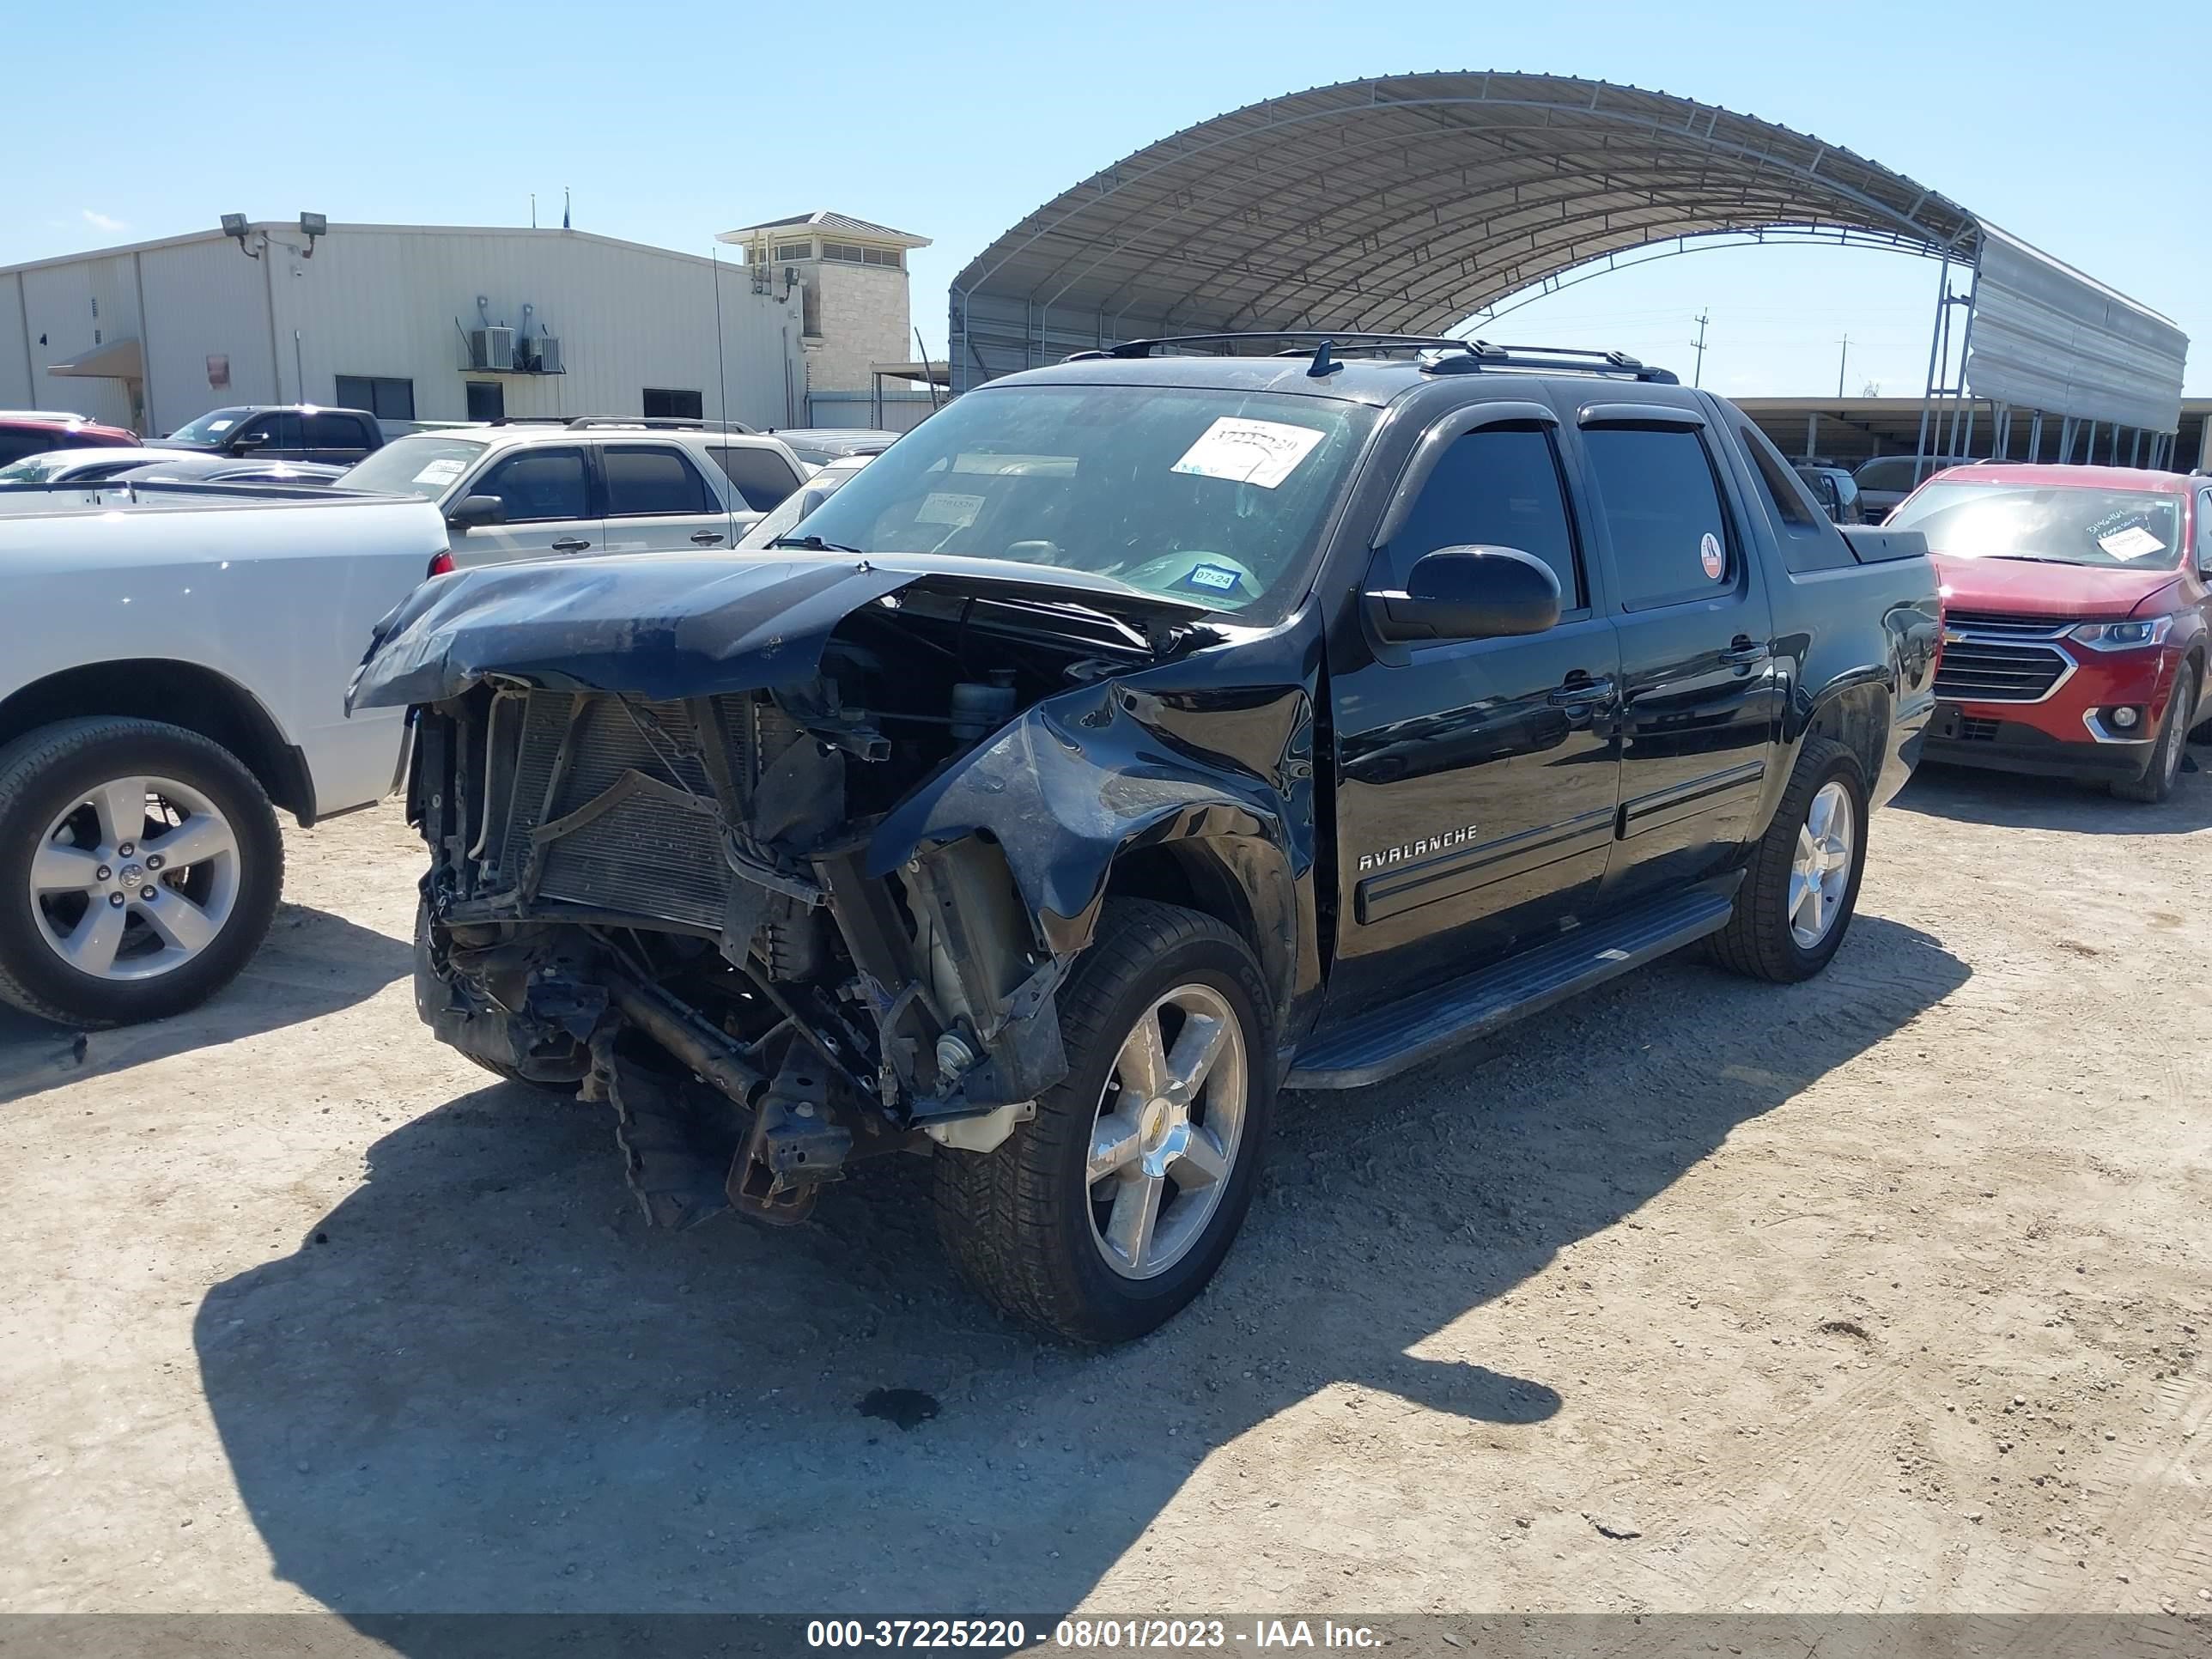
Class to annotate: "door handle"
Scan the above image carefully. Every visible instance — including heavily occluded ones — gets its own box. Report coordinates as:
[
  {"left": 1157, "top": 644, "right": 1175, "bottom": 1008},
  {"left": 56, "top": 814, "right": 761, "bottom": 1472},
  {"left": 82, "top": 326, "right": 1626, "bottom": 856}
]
[
  {"left": 1547, "top": 676, "right": 1614, "bottom": 708},
  {"left": 690, "top": 531, "right": 726, "bottom": 545},
  {"left": 550, "top": 538, "right": 592, "bottom": 553},
  {"left": 1720, "top": 636, "right": 1770, "bottom": 667}
]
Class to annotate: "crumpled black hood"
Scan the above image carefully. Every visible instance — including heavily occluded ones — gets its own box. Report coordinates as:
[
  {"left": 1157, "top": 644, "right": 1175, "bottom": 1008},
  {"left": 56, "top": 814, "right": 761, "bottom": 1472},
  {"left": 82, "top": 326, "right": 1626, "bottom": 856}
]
[{"left": 348, "top": 550, "right": 1207, "bottom": 712}]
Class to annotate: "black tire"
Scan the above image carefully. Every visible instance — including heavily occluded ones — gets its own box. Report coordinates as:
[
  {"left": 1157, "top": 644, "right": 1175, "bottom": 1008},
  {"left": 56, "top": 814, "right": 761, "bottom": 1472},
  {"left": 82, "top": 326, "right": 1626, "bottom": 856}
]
[
  {"left": 0, "top": 717, "right": 283, "bottom": 1027},
  {"left": 2112, "top": 663, "right": 2197, "bottom": 804},
  {"left": 933, "top": 899, "right": 1275, "bottom": 1345},
  {"left": 1708, "top": 736, "right": 1869, "bottom": 984}
]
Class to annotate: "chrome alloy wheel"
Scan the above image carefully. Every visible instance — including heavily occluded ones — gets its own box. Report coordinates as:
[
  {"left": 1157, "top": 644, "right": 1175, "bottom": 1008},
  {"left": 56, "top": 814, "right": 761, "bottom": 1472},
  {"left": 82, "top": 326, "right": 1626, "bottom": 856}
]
[
  {"left": 1085, "top": 982, "right": 1249, "bottom": 1280},
  {"left": 1787, "top": 779, "right": 1856, "bottom": 949},
  {"left": 29, "top": 776, "right": 241, "bottom": 981}
]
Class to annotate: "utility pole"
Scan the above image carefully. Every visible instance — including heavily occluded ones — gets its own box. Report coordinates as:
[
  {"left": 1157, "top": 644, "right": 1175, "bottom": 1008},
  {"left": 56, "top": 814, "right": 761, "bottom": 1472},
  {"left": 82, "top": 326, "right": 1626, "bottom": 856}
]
[
  {"left": 1836, "top": 333, "right": 1850, "bottom": 398},
  {"left": 1689, "top": 310, "right": 1710, "bottom": 388}
]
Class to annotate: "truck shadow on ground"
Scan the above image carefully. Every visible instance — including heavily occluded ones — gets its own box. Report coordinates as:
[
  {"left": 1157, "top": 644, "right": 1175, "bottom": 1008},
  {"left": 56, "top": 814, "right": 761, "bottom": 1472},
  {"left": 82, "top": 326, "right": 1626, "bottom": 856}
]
[
  {"left": 0, "top": 902, "right": 413, "bottom": 1105},
  {"left": 193, "top": 915, "right": 1966, "bottom": 1623},
  {"left": 1895, "top": 740, "right": 2209, "bottom": 836}
]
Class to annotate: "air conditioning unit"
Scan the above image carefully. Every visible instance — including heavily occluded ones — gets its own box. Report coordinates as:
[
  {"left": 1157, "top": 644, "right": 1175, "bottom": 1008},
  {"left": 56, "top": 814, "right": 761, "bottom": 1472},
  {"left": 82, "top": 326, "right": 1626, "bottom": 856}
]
[
  {"left": 468, "top": 325, "right": 515, "bottom": 372},
  {"left": 533, "top": 334, "right": 562, "bottom": 375}
]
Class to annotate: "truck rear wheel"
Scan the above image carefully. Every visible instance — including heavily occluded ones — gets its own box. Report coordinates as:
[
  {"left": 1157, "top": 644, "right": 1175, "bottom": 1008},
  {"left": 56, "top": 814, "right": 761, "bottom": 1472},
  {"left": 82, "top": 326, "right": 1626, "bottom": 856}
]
[
  {"left": 0, "top": 717, "right": 283, "bottom": 1028},
  {"left": 1708, "top": 736, "right": 1868, "bottom": 984},
  {"left": 933, "top": 899, "right": 1275, "bottom": 1344}
]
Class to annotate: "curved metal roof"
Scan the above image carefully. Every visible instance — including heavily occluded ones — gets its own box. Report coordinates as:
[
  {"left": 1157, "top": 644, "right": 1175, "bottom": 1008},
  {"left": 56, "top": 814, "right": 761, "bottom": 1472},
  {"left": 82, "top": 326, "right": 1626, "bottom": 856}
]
[{"left": 952, "top": 72, "right": 1979, "bottom": 348}]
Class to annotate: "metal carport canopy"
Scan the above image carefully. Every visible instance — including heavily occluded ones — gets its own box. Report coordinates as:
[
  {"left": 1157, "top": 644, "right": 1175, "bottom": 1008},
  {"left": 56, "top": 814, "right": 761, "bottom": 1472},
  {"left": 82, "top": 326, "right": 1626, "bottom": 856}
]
[{"left": 948, "top": 71, "right": 2185, "bottom": 440}]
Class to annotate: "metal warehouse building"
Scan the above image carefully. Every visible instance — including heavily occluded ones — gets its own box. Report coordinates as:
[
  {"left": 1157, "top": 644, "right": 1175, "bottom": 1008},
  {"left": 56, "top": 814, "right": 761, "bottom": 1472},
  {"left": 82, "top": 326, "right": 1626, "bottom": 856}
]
[{"left": 0, "top": 220, "right": 822, "bottom": 438}]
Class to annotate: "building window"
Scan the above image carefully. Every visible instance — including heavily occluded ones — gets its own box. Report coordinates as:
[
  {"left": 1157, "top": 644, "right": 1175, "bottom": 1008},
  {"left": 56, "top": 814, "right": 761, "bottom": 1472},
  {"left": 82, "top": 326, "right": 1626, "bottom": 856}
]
[
  {"left": 465, "top": 382, "right": 505, "bottom": 422},
  {"left": 335, "top": 374, "right": 416, "bottom": 421},
  {"left": 821, "top": 240, "right": 903, "bottom": 269},
  {"left": 771, "top": 240, "right": 813, "bottom": 263},
  {"left": 642, "top": 387, "right": 704, "bottom": 421}
]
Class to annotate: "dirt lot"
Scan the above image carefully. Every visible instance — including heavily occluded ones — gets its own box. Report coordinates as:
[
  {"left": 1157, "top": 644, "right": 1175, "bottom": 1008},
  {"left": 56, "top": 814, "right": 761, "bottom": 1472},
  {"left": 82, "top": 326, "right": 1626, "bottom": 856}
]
[{"left": 1, "top": 753, "right": 2207, "bottom": 1622}]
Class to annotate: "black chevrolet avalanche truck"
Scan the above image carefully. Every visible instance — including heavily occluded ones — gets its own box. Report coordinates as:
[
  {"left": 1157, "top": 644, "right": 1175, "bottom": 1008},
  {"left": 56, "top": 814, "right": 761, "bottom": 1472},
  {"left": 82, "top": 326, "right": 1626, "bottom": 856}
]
[{"left": 352, "top": 335, "right": 1939, "bottom": 1344}]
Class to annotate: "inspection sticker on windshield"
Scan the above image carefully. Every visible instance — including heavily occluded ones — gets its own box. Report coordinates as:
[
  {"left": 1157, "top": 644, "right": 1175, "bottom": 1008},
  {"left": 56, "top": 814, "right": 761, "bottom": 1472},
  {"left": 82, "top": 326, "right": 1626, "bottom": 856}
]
[
  {"left": 915, "top": 491, "right": 983, "bottom": 527},
  {"left": 1181, "top": 562, "right": 1244, "bottom": 593},
  {"left": 1170, "top": 417, "right": 1326, "bottom": 489},
  {"left": 2096, "top": 525, "right": 2165, "bottom": 561},
  {"left": 412, "top": 459, "right": 467, "bottom": 486}
]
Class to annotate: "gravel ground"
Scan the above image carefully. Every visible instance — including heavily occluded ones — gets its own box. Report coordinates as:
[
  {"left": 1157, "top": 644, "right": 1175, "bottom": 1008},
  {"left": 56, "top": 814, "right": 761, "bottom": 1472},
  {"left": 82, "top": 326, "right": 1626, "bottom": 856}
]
[{"left": 0, "top": 750, "right": 2206, "bottom": 1622}]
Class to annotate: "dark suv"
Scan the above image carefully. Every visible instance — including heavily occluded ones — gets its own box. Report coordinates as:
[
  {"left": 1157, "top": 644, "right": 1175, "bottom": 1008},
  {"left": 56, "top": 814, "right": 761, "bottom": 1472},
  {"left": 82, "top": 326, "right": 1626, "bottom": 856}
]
[
  {"left": 356, "top": 335, "right": 1940, "bottom": 1343},
  {"left": 150, "top": 404, "right": 385, "bottom": 465}
]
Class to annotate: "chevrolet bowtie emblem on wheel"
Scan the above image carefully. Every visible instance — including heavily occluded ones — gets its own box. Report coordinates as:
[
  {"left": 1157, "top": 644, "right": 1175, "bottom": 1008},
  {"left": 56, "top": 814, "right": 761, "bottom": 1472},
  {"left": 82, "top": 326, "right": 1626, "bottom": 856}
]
[{"left": 1358, "top": 824, "right": 1479, "bottom": 872}]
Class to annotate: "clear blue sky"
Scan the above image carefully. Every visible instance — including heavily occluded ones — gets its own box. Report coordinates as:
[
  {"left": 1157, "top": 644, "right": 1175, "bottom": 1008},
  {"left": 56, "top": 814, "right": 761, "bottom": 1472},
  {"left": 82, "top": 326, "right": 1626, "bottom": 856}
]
[{"left": 9, "top": 0, "right": 2209, "bottom": 396}]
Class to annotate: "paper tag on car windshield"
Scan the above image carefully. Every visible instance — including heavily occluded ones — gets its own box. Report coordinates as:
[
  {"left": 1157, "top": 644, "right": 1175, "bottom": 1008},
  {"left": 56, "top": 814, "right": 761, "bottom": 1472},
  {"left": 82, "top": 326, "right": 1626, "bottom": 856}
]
[
  {"left": 2096, "top": 525, "right": 2164, "bottom": 561},
  {"left": 412, "top": 459, "right": 467, "bottom": 486},
  {"left": 1170, "top": 417, "right": 1326, "bottom": 489},
  {"left": 914, "top": 491, "right": 982, "bottom": 527}
]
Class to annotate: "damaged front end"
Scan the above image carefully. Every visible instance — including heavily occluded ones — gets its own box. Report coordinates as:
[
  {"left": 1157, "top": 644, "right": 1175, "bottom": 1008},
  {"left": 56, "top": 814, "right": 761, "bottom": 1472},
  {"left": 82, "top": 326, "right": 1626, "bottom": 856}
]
[{"left": 358, "top": 552, "right": 1304, "bottom": 1232}]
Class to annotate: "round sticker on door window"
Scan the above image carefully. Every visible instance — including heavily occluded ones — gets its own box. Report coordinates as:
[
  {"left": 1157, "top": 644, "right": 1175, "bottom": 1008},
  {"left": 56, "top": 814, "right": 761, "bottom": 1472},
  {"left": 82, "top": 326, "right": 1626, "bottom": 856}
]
[{"left": 1699, "top": 532, "right": 1725, "bottom": 580}]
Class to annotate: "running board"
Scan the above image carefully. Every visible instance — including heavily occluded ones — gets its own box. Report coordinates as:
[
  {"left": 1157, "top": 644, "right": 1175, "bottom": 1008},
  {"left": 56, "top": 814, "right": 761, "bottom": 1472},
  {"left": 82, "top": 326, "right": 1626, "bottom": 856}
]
[{"left": 1285, "top": 881, "right": 1739, "bottom": 1091}]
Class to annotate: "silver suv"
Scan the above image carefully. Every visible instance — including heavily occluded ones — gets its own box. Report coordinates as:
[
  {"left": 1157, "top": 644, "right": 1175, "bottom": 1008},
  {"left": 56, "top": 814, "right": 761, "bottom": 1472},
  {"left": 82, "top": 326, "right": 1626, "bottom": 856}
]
[{"left": 335, "top": 417, "right": 808, "bottom": 568}]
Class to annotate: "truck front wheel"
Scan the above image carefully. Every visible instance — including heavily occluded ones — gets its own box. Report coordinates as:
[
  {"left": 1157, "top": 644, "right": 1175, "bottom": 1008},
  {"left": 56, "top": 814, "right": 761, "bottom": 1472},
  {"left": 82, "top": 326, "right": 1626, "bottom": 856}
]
[
  {"left": 0, "top": 717, "right": 283, "bottom": 1028},
  {"left": 933, "top": 899, "right": 1275, "bottom": 1344},
  {"left": 1708, "top": 735, "right": 1868, "bottom": 984}
]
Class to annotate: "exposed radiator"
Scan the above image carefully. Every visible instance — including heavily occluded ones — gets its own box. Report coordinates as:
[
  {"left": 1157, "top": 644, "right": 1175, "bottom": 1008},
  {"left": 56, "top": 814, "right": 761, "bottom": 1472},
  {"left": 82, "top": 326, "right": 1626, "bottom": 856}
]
[{"left": 494, "top": 694, "right": 732, "bottom": 930}]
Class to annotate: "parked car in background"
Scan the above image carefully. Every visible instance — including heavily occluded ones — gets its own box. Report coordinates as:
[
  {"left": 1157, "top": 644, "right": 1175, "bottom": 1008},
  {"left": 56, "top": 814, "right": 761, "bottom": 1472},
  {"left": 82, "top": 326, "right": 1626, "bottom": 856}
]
[
  {"left": 367, "top": 337, "right": 1937, "bottom": 1342},
  {"left": 1893, "top": 464, "right": 2210, "bottom": 802},
  {"left": 149, "top": 404, "right": 385, "bottom": 465},
  {"left": 733, "top": 453, "right": 875, "bottom": 549},
  {"left": 764, "top": 427, "right": 903, "bottom": 469},
  {"left": 336, "top": 417, "right": 807, "bottom": 568},
  {"left": 0, "top": 416, "right": 137, "bottom": 469},
  {"left": 112, "top": 455, "right": 348, "bottom": 488},
  {"left": 1856, "top": 453, "right": 1967, "bottom": 520},
  {"left": 1793, "top": 463, "right": 1865, "bottom": 525},
  {"left": 1, "top": 447, "right": 185, "bottom": 485},
  {"left": 0, "top": 481, "right": 449, "bottom": 1028}
]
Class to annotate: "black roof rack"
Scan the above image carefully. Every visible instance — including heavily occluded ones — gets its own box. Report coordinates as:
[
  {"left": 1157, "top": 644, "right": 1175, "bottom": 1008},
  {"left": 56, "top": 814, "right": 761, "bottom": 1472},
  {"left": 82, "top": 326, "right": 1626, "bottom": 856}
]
[{"left": 1064, "top": 331, "right": 1677, "bottom": 384}]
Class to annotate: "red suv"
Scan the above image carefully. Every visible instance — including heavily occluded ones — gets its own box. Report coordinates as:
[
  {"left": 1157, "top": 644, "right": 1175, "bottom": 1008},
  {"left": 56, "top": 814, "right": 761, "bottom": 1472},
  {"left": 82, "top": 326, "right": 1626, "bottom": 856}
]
[
  {"left": 0, "top": 414, "right": 138, "bottom": 469},
  {"left": 1892, "top": 464, "right": 2210, "bottom": 802}
]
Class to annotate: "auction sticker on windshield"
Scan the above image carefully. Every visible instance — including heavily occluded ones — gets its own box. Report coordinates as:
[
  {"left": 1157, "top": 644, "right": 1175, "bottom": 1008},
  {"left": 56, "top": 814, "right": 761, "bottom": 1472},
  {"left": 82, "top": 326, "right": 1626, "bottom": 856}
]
[
  {"left": 413, "top": 459, "right": 468, "bottom": 487},
  {"left": 2096, "top": 525, "right": 2164, "bottom": 561},
  {"left": 1171, "top": 416, "right": 1327, "bottom": 489}
]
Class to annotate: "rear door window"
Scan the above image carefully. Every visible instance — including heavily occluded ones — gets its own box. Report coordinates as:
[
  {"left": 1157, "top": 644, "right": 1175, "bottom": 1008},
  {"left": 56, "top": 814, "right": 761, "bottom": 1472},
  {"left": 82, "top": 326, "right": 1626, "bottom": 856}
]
[
  {"left": 477, "top": 447, "right": 591, "bottom": 522},
  {"left": 1582, "top": 425, "right": 1736, "bottom": 610},
  {"left": 707, "top": 444, "right": 801, "bottom": 511},
  {"left": 602, "top": 446, "right": 714, "bottom": 516},
  {"left": 305, "top": 411, "right": 369, "bottom": 450}
]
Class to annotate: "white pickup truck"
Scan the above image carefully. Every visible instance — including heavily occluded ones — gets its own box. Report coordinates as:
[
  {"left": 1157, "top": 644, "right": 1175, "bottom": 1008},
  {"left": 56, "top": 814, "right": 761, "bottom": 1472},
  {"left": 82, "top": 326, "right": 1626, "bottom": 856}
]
[{"left": 0, "top": 482, "right": 447, "bottom": 1027}]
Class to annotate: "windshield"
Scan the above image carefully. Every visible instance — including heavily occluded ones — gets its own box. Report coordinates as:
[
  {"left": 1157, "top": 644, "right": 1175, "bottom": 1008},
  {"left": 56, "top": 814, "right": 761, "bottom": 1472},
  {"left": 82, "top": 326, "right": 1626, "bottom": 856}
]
[
  {"left": 788, "top": 383, "right": 1376, "bottom": 616},
  {"left": 0, "top": 452, "right": 90, "bottom": 483},
  {"left": 166, "top": 407, "right": 254, "bottom": 444},
  {"left": 1888, "top": 482, "right": 2187, "bottom": 570},
  {"left": 337, "top": 435, "right": 488, "bottom": 501},
  {"left": 738, "top": 457, "right": 872, "bottom": 549}
]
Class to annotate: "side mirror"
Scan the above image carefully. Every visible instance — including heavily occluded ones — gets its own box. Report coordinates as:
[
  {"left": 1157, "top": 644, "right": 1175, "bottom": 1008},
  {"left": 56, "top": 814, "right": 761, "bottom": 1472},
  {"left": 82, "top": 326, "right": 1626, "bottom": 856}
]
[
  {"left": 446, "top": 494, "right": 505, "bottom": 531},
  {"left": 1364, "top": 545, "right": 1562, "bottom": 643},
  {"left": 227, "top": 429, "right": 269, "bottom": 452}
]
